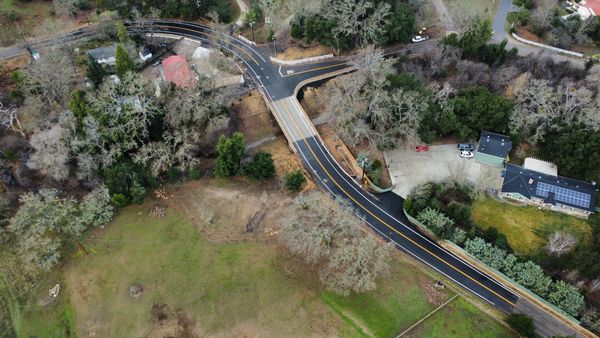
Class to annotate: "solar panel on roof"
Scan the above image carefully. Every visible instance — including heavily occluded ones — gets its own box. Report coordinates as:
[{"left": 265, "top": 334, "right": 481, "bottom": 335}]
[{"left": 536, "top": 182, "right": 591, "bottom": 209}]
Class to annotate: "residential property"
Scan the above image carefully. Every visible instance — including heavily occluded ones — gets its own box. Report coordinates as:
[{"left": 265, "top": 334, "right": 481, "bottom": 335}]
[
  {"left": 87, "top": 45, "right": 117, "bottom": 65},
  {"left": 162, "top": 55, "right": 196, "bottom": 88},
  {"left": 567, "top": 0, "right": 600, "bottom": 19},
  {"left": 475, "top": 131, "right": 512, "bottom": 168},
  {"left": 501, "top": 162, "right": 597, "bottom": 218}
]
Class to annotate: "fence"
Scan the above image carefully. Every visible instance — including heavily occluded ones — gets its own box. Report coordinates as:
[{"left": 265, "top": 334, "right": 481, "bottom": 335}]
[{"left": 511, "top": 33, "right": 584, "bottom": 58}]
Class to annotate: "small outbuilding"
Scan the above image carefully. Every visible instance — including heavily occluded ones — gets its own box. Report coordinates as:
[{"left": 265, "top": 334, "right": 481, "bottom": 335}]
[{"left": 475, "top": 131, "right": 512, "bottom": 168}]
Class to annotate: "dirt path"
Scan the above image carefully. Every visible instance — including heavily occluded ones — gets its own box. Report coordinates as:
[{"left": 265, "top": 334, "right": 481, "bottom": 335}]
[
  {"left": 234, "top": 0, "right": 249, "bottom": 26},
  {"left": 430, "top": 0, "right": 457, "bottom": 33}
]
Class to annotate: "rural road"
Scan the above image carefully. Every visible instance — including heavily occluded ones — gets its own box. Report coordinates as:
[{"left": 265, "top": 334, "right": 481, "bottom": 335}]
[
  {"left": 131, "top": 19, "right": 521, "bottom": 314},
  {"left": 0, "top": 19, "right": 588, "bottom": 337}
]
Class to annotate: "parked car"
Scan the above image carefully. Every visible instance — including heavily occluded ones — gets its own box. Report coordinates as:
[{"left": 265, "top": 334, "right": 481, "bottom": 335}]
[
  {"left": 457, "top": 143, "right": 474, "bottom": 151},
  {"left": 411, "top": 35, "right": 430, "bottom": 43},
  {"left": 415, "top": 145, "right": 429, "bottom": 152},
  {"left": 459, "top": 150, "right": 474, "bottom": 159}
]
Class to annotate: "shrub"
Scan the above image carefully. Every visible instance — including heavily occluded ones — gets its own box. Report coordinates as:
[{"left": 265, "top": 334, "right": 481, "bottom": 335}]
[
  {"left": 285, "top": 170, "right": 306, "bottom": 192},
  {"left": 166, "top": 167, "right": 182, "bottom": 183},
  {"left": 111, "top": 193, "right": 127, "bottom": 207},
  {"left": 130, "top": 180, "right": 146, "bottom": 204},
  {"left": 215, "top": 132, "right": 245, "bottom": 177},
  {"left": 507, "top": 313, "right": 535, "bottom": 338},
  {"left": 450, "top": 228, "right": 467, "bottom": 245},
  {"left": 246, "top": 152, "right": 275, "bottom": 180},
  {"left": 188, "top": 168, "right": 202, "bottom": 180}
]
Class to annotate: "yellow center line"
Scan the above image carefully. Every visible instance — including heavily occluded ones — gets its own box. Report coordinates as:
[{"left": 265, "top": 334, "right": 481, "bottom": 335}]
[
  {"left": 152, "top": 24, "right": 260, "bottom": 65},
  {"left": 282, "top": 63, "right": 350, "bottom": 78},
  {"left": 278, "top": 98, "right": 516, "bottom": 307}
]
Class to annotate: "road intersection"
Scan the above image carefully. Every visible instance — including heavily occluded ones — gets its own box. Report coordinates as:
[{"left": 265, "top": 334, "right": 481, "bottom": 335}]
[
  {"left": 5, "top": 20, "right": 592, "bottom": 335},
  {"left": 129, "top": 20, "right": 521, "bottom": 313}
]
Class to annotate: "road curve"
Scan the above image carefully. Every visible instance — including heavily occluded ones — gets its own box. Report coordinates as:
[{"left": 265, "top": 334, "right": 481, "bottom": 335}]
[
  {"left": 1, "top": 20, "right": 520, "bottom": 313},
  {"left": 133, "top": 20, "right": 520, "bottom": 313}
]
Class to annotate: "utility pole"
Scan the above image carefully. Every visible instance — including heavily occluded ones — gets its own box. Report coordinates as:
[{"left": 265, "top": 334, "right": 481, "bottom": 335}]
[
  {"left": 356, "top": 152, "right": 371, "bottom": 184},
  {"left": 249, "top": 21, "right": 255, "bottom": 41}
]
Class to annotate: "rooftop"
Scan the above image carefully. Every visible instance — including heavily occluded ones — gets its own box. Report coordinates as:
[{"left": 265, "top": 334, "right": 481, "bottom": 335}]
[
  {"left": 87, "top": 45, "right": 116, "bottom": 64},
  {"left": 502, "top": 164, "right": 597, "bottom": 212},
  {"left": 579, "top": 0, "right": 600, "bottom": 16},
  {"left": 477, "top": 131, "right": 512, "bottom": 158},
  {"left": 162, "top": 55, "right": 196, "bottom": 88},
  {"left": 523, "top": 158, "right": 558, "bottom": 176}
]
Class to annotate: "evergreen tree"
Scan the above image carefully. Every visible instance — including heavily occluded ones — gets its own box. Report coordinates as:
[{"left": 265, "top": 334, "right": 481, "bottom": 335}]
[
  {"left": 246, "top": 152, "right": 275, "bottom": 180},
  {"left": 285, "top": 170, "right": 306, "bottom": 192},
  {"left": 115, "top": 44, "right": 135, "bottom": 78},
  {"left": 86, "top": 55, "right": 106, "bottom": 88},
  {"left": 215, "top": 132, "right": 246, "bottom": 177},
  {"left": 69, "top": 90, "right": 87, "bottom": 132}
]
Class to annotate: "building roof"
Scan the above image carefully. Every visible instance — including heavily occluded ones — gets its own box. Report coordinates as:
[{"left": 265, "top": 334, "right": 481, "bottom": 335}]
[
  {"left": 87, "top": 45, "right": 116, "bottom": 64},
  {"left": 502, "top": 164, "right": 597, "bottom": 212},
  {"left": 523, "top": 158, "right": 558, "bottom": 176},
  {"left": 580, "top": 0, "right": 600, "bottom": 16},
  {"left": 162, "top": 55, "right": 196, "bottom": 88},
  {"left": 477, "top": 131, "right": 512, "bottom": 159}
]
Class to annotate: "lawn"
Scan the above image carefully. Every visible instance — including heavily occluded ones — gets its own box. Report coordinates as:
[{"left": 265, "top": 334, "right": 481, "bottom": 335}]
[
  {"left": 405, "top": 297, "right": 513, "bottom": 338},
  {"left": 472, "top": 198, "right": 591, "bottom": 255},
  {"left": 442, "top": 0, "right": 499, "bottom": 20},
  {"left": 320, "top": 258, "right": 452, "bottom": 338}
]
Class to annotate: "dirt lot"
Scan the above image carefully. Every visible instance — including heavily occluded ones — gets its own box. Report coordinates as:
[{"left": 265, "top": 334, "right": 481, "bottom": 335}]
[
  {"left": 231, "top": 89, "right": 281, "bottom": 147},
  {"left": 276, "top": 43, "right": 334, "bottom": 61}
]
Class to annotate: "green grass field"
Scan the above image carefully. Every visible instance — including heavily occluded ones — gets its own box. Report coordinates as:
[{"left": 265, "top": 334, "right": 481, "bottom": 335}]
[
  {"left": 320, "top": 259, "right": 451, "bottom": 337},
  {"left": 442, "top": 0, "right": 500, "bottom": 20},
  {"left": 15, "top": 184, "right": 515, "bottom": 338},
  {"left": 63, "top": 204, "right": 358, "bottom": 337},
  {"left": 405, "top": 297, "right": 512, "bottom": 338},
  {"left": 473, "top": 198, "right": 591, "bottom": 255}
]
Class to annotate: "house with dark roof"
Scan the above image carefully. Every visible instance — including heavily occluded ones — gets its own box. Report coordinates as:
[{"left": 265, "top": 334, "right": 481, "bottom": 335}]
[
  {"left": 87, "top": 45, "right": 117, "bottom": 66},
  {"left": 501, "top": 163, "right": 597, "bottom": 218},
  {"left": 475, "top": 131, "right": 512, "bottom": 168}
]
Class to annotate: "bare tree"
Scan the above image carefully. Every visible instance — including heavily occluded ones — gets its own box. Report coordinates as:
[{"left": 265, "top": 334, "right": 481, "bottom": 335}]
[
  {"left": 53, "top": 0, "right": 80, "bottom": 17},
  {"left": 320, "top": 236, "right": 391, "bottom": 295},
  {"left": 27, "top": 123, "right": 71, "bottom": 181},
  {"left": 279, "top": 191, "right": 390, "bottom": 294},
  {"left": 531, "top": 0, "right": 556, "bottom": 33},
  {"left": 327, "top": 47, "right": 427, "bottom": 149},
  {"left": 321, "top": 0, "right": 391, "bottom": 46},
  {"left": 22, "top": 46, "right": 77, "bottom": 108},
  {"left": 546, "top": 231, "right": 577, "bottom": 256},
  {"left": 0, "top": 102, "right": 25, "bottom": 137},
  {"left": 510, "top": 76, "right": 597, "bottom": 143},
  {"left": 589, "top": 278, "right": 600, "bottom": 293}
]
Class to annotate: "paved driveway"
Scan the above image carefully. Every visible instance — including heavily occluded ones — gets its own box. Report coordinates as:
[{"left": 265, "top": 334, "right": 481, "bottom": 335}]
[{"left": 384, "top": 144, "right": 483, "bottom": 198}]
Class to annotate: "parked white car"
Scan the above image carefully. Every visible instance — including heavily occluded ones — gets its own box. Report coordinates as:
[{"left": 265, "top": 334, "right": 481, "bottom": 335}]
[
  {"left": 411, "top": 35, "right": 430, "bottom": 43},
  {"left": 459, "top": 150, "right": 474, "bottom": 159}
]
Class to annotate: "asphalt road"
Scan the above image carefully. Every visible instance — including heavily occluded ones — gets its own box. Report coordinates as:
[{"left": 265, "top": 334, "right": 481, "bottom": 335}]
[
  {"left": 1, "top": 20, "right": 520, "bottom": 313},
  {"left": 134, "top": 20, "right": 520, "bottom": 312}
]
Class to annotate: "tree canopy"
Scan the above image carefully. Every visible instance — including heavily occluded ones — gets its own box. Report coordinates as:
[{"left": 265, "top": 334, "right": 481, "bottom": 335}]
[{"left": 215, "top": 132, "right": 246, "bottom": 177}]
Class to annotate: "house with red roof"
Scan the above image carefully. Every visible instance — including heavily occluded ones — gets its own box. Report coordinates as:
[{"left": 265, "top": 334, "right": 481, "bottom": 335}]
[{"left": 162, "top": 55, "right": 196, "bottom": 88}]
